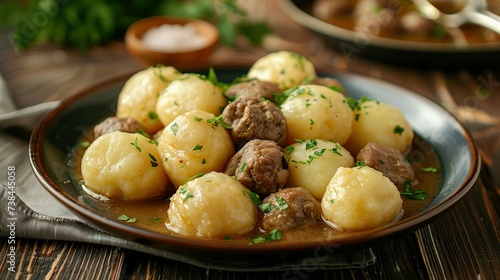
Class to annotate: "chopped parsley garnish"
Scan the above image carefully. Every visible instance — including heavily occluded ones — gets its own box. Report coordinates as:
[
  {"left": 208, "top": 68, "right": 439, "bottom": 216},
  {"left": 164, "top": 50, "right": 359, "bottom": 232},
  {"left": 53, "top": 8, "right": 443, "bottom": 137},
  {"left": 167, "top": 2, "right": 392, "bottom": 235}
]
[
  {"left": 194, "top": 116, "right": 203, "bottom": 122},
  {"left": 245, "top": 190, "right": 261, "bottom": 206},
  {"left": 400, "top": 181, "right": 428, "bottom": 200},
  {"left": 179, "top": 185, "right": 194, "bottom": 202},
  {"left": 394, "top": 125, "right": 405, "bottom": 135},
  {"left": 420, "top": 167, "right": 438, "bottom": 173},
  {"left": 309, "top": 119, "right": 315, "bottom": 125},
  {"left": 149, "top": 153, "right": 159, "bottom": 167},
  {"left": 193, "top": 144, "right": 203, "bottom": 151},
  {"left": 258, "top": 203, "right": 273, "bottom": 213},
  {"left": 130, "top": 137, "right": 141, "bottom": 152},
  {"left": 207, "top": 115, "right": 232, "bottom": 129},
  {"left": 170, "top": 122, "right": 179, "bottom": 135},
  {"left": 305, "top": 139, "right": 318, "bottom": 150},
  {"left": 355, "top": 161, "right": 366, "bottom": 167},
  {"left": 346, "top": 96, "right": 371, "bottom": 111},
  {"left": 151, "top": 216, "right": 164, "bottom": 224},
  {"left": 79, "top": 141, "right": 90, "bottom": 148},
  {"left": 117, "top": 214, "right": 136, "bottom": 223},
  {"left": 238, "top": 162, "right": 248, "bottom": 172},
  {"left": 148, "top": 111, "right": 159, "bottom": 124},
  {"left": 275, "top": 196, "right": 288, "bottom": 210},
  {"left": 251, "top": 229, "right": 282, "bottom": 244}
]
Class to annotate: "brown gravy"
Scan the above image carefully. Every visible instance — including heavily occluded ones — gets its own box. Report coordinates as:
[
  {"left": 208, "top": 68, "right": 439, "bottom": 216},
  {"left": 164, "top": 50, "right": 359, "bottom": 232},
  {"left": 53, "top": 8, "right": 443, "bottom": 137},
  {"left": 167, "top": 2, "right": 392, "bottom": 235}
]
[
  {"left": 70, "top": 132, "right": 442, "bottom": 243},
  {"left": 308, "top": 0, "right": 500, "bottom": 45}
]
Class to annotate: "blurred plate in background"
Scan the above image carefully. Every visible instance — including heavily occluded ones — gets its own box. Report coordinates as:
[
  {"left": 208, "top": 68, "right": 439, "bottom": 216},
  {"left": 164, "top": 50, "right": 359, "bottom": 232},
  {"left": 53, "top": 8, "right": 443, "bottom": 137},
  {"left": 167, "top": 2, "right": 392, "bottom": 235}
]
[{"left": 281, "top": 0, "right": 500, "bottom": 68}]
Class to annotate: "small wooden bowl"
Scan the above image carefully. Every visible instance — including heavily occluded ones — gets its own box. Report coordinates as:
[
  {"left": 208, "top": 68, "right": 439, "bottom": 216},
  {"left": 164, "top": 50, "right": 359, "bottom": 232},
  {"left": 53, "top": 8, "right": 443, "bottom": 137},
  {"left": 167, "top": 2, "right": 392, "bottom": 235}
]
[{"left": 125, "top": 16, "right": 219, "bottom": 67}]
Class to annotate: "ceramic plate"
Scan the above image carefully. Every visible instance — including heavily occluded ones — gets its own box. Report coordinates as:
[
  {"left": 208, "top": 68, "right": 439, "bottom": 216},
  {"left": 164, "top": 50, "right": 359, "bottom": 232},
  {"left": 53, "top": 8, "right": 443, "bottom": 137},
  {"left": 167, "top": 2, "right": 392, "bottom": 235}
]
[
  {"left": 29, "top": 66, "right": 480, "bottom": 263},
  {"left": 281, "top": 0, "right": 500, "bottom": 67}
]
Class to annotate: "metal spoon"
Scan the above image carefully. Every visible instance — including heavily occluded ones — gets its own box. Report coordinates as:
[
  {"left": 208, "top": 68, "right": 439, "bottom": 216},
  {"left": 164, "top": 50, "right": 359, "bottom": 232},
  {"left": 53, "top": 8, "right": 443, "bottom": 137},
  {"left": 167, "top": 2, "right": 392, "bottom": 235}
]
[
  {"left": 0, "top": 74, "right": 60, "bottom": 131},
  {"left": 412, "top": 0, "right": 500, "bottom": 34}
]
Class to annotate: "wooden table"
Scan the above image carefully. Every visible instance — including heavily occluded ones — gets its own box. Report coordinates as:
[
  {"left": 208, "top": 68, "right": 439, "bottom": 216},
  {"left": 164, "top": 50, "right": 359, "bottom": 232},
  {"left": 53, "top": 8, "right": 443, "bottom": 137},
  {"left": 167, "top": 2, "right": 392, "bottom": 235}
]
[{"left": 1, "top": 2, "right": 499, "bottom": 279}]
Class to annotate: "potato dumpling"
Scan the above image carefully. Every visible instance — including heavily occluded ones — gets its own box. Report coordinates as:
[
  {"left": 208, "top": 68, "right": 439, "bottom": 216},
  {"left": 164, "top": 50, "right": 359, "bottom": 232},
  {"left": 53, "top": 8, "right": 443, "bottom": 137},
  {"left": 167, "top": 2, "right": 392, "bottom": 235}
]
[
  {"left": 117, "top": 65, "right": 181, "bottom": 134},
  {"left": 280, "top": 85, "right": 353, "bottom": 145},
  {"left": 166, "top": 172, "right": 257, "bottom": 238},
  {"left": 157, "top": 110, "right": 235, "bottom": 188},
  {"left": 81, "top": 131, "right": 169, "bottom": 200},
  {"left": 285, "top": 139, "right": 354, "bottom": 200},
  {"left": 321, "top": 166, "right": 403, "bottom": 231},
  {"left": 247, "top": 51, "right": 316, "bottom": 90},
  {"left": 344, "top": 100, "right": 414, "bottom": 156},
  {"left": 156, "top": 73, "right": 227, "bottom": 126}
]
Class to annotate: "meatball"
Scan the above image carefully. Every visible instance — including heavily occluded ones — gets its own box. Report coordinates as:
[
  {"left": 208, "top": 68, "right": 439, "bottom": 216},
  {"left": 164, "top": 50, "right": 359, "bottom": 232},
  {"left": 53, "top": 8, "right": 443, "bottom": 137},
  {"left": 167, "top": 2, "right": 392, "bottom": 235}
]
[
  {"left": 222, "top": 97, "right": 287, "bottom": 148},
  {"left": 356, "top": 142, "right": 418, "bottom": 189},
  {"left": 225, "top": 79, "right": 281, "bottom": 102},
  {"left": 261, "top": 187, "right": 321, "bottom": 232},
  {"left": 225, "top": 139, "right": 289, "bottom": 196},
  {"left": 94, "top": 117, "right": 146, "bottom": 139}
]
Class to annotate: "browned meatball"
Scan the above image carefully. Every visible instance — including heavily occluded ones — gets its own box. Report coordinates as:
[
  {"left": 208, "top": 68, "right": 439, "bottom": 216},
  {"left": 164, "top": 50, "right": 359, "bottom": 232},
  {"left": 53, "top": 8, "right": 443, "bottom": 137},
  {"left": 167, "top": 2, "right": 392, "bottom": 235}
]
[
  {"left": 225, "top": 139, "right": 289, "bottom": 196},
  {"left": 356, "top": 142, "right": 418, "bottom": 189},
  {"left": 222, "top": 97, "right": 287, "bottom": 148},
  {"left": 94, "top": 117, "right": 146, "bottom": 138},
  {"left": 225, "top": 79, "right": 281, "bottom": 102},
  {"left": 260, "top": 187, "right": 321, "bottom": 232}
]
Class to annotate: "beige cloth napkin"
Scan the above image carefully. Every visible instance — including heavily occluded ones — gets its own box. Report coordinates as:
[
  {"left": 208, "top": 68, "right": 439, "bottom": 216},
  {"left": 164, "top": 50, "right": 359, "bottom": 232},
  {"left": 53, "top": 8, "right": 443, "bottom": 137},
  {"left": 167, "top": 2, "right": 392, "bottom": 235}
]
[{"left": 0, "top": 132, "right": 375, "bottom": 271}]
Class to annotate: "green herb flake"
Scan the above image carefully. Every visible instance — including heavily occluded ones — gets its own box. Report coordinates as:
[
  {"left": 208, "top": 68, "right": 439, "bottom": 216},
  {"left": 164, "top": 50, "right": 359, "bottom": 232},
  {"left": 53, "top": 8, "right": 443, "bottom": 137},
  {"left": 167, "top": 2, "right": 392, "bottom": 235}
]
[
  {"left": 118, "top": 214, "right": 136, "bottom": 223},
  {"left": 245, "top": 190, "right": 261, "bottom": 206},
  {"left": 355, "top": 161, "right": 366, "bottom": 167},
  {"left": 148, "top": 111, "right": 159, "bottom": 124},
  {"left": 149, "top": 153, "right": 159, "bottom": 167},
  {"left": 194, "top": 116, "right": 203, "bottom": 122},
  {"left": 193, "top": 144, "right": 203, "bottom": 151},
  {"left": 251, "top": 236, "right": 266, "bottom": 244},
  {"left": 394, "top": 125, "right": 405, "bottom": 135},
  {"left": 202, "top": 158, "right": 207, "bottom": 164},
  {"left": 400, "top": 181, "right": 428, "bottom": 200},
  {"left": 79, "top": 141, "right": 91, "bottom": 148},
  {"left": 420, "top": 167, "right": 438, "bottom": 173},
  {"left": 171, "top": 122, "right": 179, "bottom": 135},
  {"left": 305, "top": 139, "right": 318, "bottom": 150},
  {"left": 275, "top": 196, "right": 288, "bottom": 210},
  {"left": 237, "top": 163, "right": 247, "bottom": 173},
  {"left": 151, "top": 216, "right": 164, "bottom": 224},
  {"left": 130, "top": 137, "right": 141, "bottom": 152},
  {"left": 309, "top": 119, "right": 315, "bottom": 125},
  {"left": 258, "top": 203, "right": 273, "bottom": 213}
]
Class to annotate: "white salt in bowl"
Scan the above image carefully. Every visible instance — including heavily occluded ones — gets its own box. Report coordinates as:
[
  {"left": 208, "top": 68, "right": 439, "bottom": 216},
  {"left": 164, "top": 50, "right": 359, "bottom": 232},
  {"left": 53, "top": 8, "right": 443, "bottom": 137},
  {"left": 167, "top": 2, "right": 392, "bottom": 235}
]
[{"left": 125, "top": 16, "right": 219, "bottom": 67}]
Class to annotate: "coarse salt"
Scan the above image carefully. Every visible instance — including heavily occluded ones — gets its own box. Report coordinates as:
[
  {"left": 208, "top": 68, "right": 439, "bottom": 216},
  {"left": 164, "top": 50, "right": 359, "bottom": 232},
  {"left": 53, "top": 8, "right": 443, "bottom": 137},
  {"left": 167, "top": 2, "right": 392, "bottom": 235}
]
[{"left": 141, "top": 23, "right": 208, "bottom": 52}]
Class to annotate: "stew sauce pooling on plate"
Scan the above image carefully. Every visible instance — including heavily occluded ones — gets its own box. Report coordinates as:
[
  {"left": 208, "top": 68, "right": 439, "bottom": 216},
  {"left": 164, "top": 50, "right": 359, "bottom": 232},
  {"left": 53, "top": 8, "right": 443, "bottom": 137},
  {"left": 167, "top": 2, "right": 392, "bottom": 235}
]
[
  {"left": 309, "top": 0, "right": 500, "bottom": 44},
  {"left": 71, "top": 51, "right": 443, "bottom": 243}
]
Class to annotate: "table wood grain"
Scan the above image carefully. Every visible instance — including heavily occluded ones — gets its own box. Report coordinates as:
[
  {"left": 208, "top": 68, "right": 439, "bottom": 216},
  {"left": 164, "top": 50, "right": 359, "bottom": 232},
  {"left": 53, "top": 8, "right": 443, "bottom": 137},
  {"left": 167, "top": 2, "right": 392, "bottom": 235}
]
[{"left": 1, "top": 1, "right": 499, "bottom": 278}]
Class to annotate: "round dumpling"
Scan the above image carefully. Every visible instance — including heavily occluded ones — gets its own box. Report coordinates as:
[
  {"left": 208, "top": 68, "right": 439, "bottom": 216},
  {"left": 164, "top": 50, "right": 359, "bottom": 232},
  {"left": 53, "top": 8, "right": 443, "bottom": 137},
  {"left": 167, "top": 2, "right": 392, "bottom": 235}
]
[
  {"left": 166, "top": 172, "right": 257, "bottom": 238},
  {"left": 117, "top": 65, "right": 181, "bottom": 134},
  {"left": 156, "top": 73, "right": 227, "bottom": 126},
  {"left": 321, "top": 166, "right": 403, "bottom": 231},
  {"left": 81, "top": 131, "right": 169, "bottom": 200},
  {"left": 344, "top": 100, "right": 414, "bottom": 156},
  {"left": 280, "top": 85, "right": 353, "bottom": 145},
  {"left": 157, "top": 109, "right": 235, "bottom": 188},
  {"left": 247, "top": 51, "right": 316, "bottom": 90},
  {"left": 285, "top": 139, "right": 354, "bottom": 200}
]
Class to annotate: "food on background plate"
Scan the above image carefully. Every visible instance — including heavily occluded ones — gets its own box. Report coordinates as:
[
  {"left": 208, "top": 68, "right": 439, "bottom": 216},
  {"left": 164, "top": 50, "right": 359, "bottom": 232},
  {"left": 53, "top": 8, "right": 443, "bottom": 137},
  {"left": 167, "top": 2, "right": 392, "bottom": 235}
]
[
  {"left": 310, "top": 0, "right": 500, "bottom": 44},
  {"left": 77, "top": 51, "right": 441, "bottom": 242}
]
